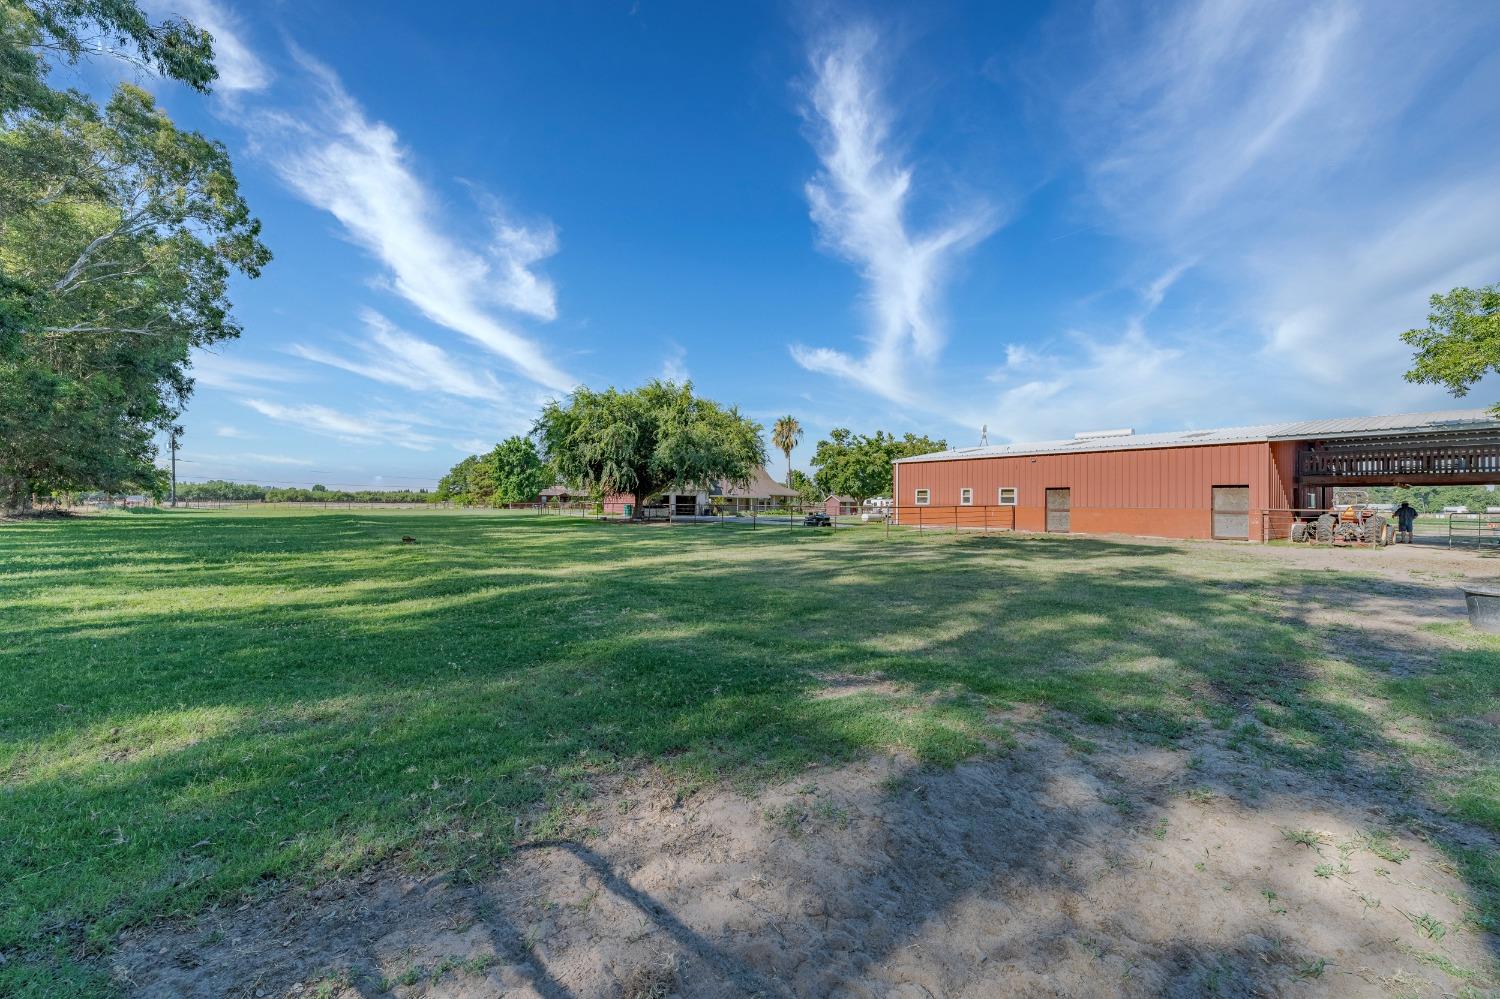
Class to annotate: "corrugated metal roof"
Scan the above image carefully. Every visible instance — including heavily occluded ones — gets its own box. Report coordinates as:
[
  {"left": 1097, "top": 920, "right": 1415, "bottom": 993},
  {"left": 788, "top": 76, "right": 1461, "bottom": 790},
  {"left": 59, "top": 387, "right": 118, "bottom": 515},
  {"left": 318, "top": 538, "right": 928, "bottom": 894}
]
[{"left": 895, "top": 409, "right": 1500, "bottom": 464}]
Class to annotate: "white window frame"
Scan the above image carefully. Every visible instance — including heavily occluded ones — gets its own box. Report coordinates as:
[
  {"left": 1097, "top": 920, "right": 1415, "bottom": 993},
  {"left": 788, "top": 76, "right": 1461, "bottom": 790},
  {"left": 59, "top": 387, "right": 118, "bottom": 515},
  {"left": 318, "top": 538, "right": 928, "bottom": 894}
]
[
  {"left": 998, "top": 487, "right": 1018, "bottom": 506},
  {"left": 914, "top": 488, "right": 931, "bottom": 505},
  {"left": 960, "top": 487, "right": 973, "bottom": 506}
]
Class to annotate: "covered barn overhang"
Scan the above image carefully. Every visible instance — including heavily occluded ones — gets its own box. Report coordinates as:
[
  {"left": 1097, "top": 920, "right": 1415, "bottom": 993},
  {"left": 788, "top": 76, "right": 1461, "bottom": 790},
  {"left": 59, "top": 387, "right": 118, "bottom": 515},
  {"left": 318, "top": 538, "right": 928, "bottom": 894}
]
[{"left": 1294, "top": 428, "right": 1500, "bottom": 486}]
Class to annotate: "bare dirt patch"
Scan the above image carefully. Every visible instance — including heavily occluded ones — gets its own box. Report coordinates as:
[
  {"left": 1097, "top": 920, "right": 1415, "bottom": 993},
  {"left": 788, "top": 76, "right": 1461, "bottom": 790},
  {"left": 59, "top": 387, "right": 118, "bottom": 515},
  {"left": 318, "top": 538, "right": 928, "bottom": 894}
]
[{"left": 112, "top": 724, "right": 1496, "bottom": 998}]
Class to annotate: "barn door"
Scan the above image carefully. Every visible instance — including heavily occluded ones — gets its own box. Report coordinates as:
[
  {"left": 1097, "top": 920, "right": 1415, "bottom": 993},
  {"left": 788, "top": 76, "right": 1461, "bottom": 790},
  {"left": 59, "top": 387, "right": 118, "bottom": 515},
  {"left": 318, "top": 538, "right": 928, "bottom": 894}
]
[
  {"left": 1045, "top": 488, "right": 1071, "bottom": 533},
  {"left": 1212, "top": 486, "right": 1250, "bottom": 540}
]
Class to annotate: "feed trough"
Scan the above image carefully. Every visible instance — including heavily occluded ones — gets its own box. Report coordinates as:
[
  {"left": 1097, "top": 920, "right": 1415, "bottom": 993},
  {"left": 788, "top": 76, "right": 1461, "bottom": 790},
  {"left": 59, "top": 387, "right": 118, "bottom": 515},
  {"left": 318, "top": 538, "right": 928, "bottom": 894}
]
[{"left": 1460, "top": 586, "right": 1500, "bottom": 634}]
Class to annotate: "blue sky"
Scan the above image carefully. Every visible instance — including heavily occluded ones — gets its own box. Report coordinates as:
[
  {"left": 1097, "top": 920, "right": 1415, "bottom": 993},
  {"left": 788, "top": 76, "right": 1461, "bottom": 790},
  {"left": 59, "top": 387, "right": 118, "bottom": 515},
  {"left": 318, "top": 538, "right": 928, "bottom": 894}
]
[{"left": 101, "top": 1, "right": 1500, "bottom": 488}]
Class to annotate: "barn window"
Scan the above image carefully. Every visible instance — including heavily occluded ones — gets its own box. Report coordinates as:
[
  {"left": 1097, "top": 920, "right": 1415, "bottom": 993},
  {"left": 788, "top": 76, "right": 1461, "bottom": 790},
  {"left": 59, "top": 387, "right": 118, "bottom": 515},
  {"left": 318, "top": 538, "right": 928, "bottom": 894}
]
[
  {"left": 960, "top": 488, "right": 973, "bottom": 506},
  {"left": 914, "top": 488, "right": 930, "bottom": 505},
  {"left": 998, "top": 487, "right": 1017, "bottom": 505}
]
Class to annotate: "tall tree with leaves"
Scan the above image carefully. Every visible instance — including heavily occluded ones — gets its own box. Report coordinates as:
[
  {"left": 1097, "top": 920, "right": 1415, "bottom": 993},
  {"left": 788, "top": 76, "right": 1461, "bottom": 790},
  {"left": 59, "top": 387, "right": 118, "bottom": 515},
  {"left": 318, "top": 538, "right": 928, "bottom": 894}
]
[
  {"left": 489, "top": 435, "right": 553, "bottom": 505},
  {"left": 535, "top": 380, "right": 766, "bottom": 520},
  {"left": 771, "top": 414, "right": 802, "bottom": 486},
  {"left": 1402, "top": 282, "right": 1500, "bottom": 412},
  {"left": 0, "top": 1, "right": 267, "bottom": 511},
  {"left": 810, "top": 429, "right": 947, "bottom": 502}
]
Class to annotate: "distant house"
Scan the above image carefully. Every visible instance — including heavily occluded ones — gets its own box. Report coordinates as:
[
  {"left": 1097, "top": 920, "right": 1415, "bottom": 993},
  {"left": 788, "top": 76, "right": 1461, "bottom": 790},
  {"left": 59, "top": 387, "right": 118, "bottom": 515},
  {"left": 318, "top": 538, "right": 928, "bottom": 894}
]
[
  {"left": 536, "top": 484, "right": 583, "bottom": 504},
  {"left": 824, "top": 494, "right": 857, "bottom": 516},
  {"left": 603, "top": 466, "right": 799, "bottom": 515}
]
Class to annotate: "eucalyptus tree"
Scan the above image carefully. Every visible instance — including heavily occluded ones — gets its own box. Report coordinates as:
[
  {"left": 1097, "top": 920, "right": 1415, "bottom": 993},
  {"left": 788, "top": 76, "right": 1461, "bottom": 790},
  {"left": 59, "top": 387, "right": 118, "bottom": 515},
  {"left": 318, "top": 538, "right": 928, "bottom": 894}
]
[{"left": 0, "top": 0, "right": 267, "bottom": 511}]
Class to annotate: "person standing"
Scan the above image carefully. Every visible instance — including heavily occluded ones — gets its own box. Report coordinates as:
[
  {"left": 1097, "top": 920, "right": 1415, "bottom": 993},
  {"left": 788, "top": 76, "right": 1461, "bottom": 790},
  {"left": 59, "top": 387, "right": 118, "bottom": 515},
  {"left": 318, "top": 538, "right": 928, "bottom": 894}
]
[{"left": 1395, "top": 501, "right": 1418, "bottom": 543}]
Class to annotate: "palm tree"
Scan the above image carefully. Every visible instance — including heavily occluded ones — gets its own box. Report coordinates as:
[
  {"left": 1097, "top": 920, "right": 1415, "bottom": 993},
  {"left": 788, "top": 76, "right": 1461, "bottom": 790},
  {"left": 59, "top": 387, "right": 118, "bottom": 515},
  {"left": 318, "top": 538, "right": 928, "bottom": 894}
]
[{"left": 772, "top": 415, "right": 803, "bottom": 487}]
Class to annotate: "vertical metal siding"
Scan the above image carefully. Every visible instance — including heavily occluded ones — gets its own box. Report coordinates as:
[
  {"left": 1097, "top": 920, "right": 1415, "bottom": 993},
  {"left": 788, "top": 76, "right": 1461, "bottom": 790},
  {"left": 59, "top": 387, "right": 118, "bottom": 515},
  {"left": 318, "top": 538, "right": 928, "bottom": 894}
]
[{"left": 895, "top": 442, "right": 1274, "bottom": 540}]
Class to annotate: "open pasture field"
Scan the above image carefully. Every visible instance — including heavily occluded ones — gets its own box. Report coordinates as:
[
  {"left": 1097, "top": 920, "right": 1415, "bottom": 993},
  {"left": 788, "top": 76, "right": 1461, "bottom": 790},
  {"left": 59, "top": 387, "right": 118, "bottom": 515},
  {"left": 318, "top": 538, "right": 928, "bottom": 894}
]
[{"left": 2, "top": 509, "right": 1498, "bottom": 997}]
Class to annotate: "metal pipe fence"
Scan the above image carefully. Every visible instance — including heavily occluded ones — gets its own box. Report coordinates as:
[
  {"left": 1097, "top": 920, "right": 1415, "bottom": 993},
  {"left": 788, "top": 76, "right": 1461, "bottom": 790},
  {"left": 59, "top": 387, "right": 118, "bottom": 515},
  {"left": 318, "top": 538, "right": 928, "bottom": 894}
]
[
  {"left": 1439, "top": 512, "right": 1500, "bottom": 548},
  {"left": 889, "top": 504, "right": 1018, "bottom": 534}
]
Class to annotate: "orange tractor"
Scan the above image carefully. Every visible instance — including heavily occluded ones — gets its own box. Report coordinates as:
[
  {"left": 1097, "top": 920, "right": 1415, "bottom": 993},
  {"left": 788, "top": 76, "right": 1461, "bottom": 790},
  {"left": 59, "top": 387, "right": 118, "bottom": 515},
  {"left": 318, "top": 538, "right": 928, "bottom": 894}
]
[{"left": 1289, "top": 490, "right": 1394, "bottom": 546}]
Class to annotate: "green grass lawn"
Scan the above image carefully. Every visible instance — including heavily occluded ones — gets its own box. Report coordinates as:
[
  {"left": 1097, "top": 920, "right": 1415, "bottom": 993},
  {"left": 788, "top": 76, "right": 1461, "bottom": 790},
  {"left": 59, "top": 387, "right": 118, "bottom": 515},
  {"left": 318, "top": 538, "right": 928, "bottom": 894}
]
[{"left": 2, "top": 508, "right": 1497, "bottom": 994}]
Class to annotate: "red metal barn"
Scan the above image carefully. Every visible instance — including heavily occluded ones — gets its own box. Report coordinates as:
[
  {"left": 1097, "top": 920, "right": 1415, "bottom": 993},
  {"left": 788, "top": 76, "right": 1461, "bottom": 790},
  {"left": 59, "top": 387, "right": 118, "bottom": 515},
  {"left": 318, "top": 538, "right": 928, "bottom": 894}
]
[{"left": 892, "top": 410, "right": 1500, "bottom": 541}]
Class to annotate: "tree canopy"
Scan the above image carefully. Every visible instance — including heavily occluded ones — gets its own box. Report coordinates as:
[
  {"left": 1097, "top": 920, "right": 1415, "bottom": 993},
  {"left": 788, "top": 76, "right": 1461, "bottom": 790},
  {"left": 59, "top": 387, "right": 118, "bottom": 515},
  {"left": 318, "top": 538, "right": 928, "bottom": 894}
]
[
  {"left": 437, "top": 436, "right": 554, "bottom": 507},
  {"left": 1, "top": 0, "right": 265, "bottom": 511},
  {"left": 810, "top": 429, "right": 947, "bottom": 502},
  {"left": 535, "top": 380, "right": 766, "bottom": 518},
  {"left": 1402, "top": 282, "right": 1500, "bottom": 411},
  {"left": 786, "top": 468, "right": 821, "bottom": 505}
]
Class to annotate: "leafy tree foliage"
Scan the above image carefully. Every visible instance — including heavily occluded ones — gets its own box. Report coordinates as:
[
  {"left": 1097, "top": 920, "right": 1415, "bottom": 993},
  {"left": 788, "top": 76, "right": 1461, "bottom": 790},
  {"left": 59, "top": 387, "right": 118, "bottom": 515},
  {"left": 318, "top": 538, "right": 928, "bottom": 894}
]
[
  {"left": 1402, "top": 282, "right": 1500, "bottom": 411},
  {"left": 771, "top": 414, "right": 802, "bottom": 486},
  {"left": 810, "top": 429, "right": 947, "bottom": 502},
  {"left": 535, "top": 380, "right": 766, "bottom": 519},
  {"left": 436, "top": 454, "right": 495, "bottom": 506},
  {"left": 0, "top": 1, "right": 266, "bottom": 511},
  {"left": 436, "top": 436, "right": 553, "bottom": 506},
  {"left": 786, "top": 468, "right": 821, "bottom": 505},
  {"left": 6, "top": 1, "right": 216, "bottom": 113},
  {"left": 489, "top": 435, "right": 553, "bottom": 505}
]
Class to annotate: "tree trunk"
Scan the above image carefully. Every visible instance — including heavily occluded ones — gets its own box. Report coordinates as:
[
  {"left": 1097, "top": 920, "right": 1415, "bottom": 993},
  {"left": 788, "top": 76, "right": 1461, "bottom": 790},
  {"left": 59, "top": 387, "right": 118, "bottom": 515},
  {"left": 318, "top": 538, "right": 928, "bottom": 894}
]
[
  {"left": 1, "top": 474, "right": 32, "bottom": 515},
  {"left": 632, "top": 491, "right": 646, "bottom": 521}
]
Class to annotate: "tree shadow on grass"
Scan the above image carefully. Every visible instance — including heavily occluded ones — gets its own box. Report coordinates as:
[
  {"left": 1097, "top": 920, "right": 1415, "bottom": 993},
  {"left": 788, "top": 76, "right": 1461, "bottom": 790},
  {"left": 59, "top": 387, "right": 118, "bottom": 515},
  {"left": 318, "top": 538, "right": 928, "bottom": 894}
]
[{"left": 1, "top": 513, "right": 1497, "bottom": 992}]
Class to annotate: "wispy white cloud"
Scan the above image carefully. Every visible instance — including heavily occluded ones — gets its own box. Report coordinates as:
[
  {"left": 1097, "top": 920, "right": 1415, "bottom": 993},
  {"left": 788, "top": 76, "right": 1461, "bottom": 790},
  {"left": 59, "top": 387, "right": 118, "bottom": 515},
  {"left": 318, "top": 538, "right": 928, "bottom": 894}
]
[
  {"left": 973, "top": 0, "right": 1500, "bottom": 439},
  {"left": 289, "top": 310, "right": 503, "bottom": 401},
  {"left": 214, "top": 424, "right": 252, "bottom": 439},
  {"left": 189, "top": 350, "right": 302, "bottom": 393},
  {"left": 245, "top": 51, "right": 573, "bottom": 391},
  {"left": 660, "top": 342, "right": 689, "bottom": 384},
  {"left": 790, "top": 24, "right": 998, "bottom": 404},
  {"left": 1069, "top": 0, "right": 1360, "bottom": 236},
  {"left": 242, "top": 399, "right": 438, "bottom": 451},
  {"left": 192, "top": 450, "right": 313, "bottom": 467}
]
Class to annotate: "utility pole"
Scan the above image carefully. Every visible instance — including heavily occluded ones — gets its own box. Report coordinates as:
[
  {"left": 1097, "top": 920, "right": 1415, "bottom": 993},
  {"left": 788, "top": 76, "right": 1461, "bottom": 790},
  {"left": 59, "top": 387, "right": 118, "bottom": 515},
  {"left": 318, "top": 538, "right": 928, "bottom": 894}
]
[{"left": 169, "top": 426, "right": 181, "bottom": 507}]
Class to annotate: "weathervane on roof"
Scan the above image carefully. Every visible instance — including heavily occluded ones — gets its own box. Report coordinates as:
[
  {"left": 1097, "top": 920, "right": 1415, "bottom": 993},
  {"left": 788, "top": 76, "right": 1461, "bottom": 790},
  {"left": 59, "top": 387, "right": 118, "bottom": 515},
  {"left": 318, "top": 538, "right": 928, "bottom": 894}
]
[{"left": 979, "top": 424, "right": 989, "bottom": 446}]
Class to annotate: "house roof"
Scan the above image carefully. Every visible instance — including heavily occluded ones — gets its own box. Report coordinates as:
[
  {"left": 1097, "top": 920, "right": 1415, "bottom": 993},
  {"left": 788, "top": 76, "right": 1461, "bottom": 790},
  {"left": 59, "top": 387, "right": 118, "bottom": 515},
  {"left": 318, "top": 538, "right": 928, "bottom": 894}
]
[
  {"left": 709, "top": 466, "right": 800, "bottom": 499},
  {"left": 825, "top": 494, "right": 856, "bottom": 503},
  {"left": 894, "top": 409, "right": 1500, "bottom": 464}
]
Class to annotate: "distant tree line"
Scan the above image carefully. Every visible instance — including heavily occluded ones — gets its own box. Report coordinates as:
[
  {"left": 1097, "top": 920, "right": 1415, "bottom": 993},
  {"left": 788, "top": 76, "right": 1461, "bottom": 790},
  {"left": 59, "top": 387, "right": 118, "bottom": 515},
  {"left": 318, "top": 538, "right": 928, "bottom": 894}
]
[
  {"left": 1366, "top": 485, "right": 1500, "bottom": 513},
  {"left": 175, "top": 481, "right": 433, "bottom": 503}
]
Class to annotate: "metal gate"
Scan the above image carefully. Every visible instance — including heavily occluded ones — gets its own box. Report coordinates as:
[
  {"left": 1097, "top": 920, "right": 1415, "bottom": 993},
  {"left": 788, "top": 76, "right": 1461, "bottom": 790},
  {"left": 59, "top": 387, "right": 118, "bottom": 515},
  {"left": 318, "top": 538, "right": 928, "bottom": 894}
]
[
  {"left": 1212, "top": 486, "right": 1250, "bottom": 540},
  {"left": 1045, "top": 488, "right": 1070, "bottom": 533}
]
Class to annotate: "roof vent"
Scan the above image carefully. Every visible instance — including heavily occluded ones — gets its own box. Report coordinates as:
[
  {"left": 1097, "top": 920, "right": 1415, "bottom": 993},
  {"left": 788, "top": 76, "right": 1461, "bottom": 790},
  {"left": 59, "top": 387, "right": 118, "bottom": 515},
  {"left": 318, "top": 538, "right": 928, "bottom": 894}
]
[{"left": 1073, "top": 428, "right": 1134, "bottom": 440}]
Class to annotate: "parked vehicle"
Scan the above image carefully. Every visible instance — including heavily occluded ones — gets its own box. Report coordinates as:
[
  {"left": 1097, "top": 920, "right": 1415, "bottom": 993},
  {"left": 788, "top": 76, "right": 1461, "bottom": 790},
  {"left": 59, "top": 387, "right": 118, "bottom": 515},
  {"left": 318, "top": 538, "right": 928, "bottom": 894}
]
[
  {"left": 803, "top": 512, "right": 832, "bottom": 527},
  {"left": 860, "top": 497, "right": 893, "bottom": 523},
  {"left": 1288, "top": 489, "right": 1392, "bottom": 546}
]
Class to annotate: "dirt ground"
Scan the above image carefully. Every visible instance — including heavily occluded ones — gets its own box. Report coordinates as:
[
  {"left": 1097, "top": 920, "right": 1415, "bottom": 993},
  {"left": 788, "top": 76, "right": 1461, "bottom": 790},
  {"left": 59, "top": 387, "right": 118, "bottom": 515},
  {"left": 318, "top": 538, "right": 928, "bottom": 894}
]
[{"left": 111, "top": 540, "right": 1500, "bottom": 998}]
